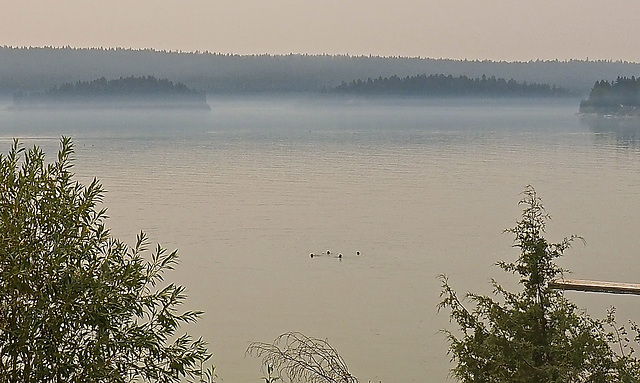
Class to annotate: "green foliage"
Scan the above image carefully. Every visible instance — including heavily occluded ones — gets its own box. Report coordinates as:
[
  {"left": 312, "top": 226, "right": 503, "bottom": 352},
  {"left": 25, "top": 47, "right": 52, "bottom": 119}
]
[
  {"left": 0, "top": 137, "right": 214, "bottom": 382},
  {"left": 438, "top": 186, "right": 640, "bottom": 382}
]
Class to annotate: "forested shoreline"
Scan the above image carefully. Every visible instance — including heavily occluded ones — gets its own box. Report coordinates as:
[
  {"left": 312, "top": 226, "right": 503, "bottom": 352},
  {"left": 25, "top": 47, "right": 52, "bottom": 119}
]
[
  {"left": 2, "top": 46, "right": 640, "bottom": 96},
  {"left": 579, "top": 76, "right": 640, "bottom": 115}
]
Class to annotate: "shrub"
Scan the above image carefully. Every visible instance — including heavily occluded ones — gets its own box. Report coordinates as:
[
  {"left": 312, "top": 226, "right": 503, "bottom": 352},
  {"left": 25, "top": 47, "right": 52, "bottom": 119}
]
[
  {"left": 438, "top": 186, "right": 640, "bottom": 382},
  {"left": 0, "top": 137, "right": 214, "bottom": 382}
]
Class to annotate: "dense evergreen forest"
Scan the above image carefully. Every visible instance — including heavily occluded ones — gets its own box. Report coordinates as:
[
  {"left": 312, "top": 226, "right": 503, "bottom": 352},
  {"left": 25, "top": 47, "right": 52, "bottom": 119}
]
[
  {"left": 332, "top": 74, "right": 571, "bottom": 97},
  {"left": 13, "top": 76, "right": 208, "bottom": 108},
  {"left": 579, "top": 77, "right": 640, "bottom": 115},
  {"left": 2, "top": 47, "right": 640, "bottom": 96}
]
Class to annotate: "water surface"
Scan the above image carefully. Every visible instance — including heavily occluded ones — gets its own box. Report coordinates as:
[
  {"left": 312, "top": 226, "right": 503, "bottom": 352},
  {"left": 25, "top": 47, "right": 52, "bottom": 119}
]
[{"left": 1, "top": 97, "right": 640, "bottom": 383}]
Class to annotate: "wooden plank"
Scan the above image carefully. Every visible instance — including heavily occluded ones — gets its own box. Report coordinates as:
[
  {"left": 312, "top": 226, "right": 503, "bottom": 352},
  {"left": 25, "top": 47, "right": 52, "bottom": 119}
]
[{"left": 550, "top": 279, "right": 640, "bottom": 295}]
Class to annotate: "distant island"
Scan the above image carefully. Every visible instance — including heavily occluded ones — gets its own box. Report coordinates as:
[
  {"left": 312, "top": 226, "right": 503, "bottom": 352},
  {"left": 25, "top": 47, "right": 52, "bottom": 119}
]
[
  {"left": 579, "top": 76, "right": 640, "bottom": 116},
  {"left": 12, "top": 76, "right": 210, "bottom": 110},
  {"left": 329, "top": 74, "right": 572, "bottom": 98}
]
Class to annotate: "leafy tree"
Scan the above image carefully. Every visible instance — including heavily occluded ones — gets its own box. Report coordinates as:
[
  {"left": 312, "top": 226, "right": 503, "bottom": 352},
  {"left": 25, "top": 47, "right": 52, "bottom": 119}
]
[
  {"left": 438, "top": 186, "right": 640, "bottom": 382},
  {"left": 0, "top": 137, "right": 214, "bottom": 382}
]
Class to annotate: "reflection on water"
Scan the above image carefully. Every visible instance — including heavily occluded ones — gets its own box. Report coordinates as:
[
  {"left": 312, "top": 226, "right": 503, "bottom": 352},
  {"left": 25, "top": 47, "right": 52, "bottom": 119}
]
[
  {"left": 580, "top": 114, "right": 640, "bottom": 148},
  {"left": 1, "top": 98, "right": 640, "bottom": 383}
]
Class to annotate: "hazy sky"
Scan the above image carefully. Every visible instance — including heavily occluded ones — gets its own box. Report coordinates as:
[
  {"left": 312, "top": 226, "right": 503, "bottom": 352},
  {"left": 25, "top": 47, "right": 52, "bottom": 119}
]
[{"left": 2, "top": 0, "right": 639, "bottom": 62}]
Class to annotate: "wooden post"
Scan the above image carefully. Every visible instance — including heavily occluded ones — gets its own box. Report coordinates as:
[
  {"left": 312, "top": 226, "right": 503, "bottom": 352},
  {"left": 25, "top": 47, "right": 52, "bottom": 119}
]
[{"left": 550, "top": 279, "right": 640, "bottom": 295}]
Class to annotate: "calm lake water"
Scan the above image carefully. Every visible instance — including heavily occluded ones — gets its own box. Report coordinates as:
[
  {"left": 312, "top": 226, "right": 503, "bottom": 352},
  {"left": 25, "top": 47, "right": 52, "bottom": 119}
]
[{"left": 2, "top": 97, "right": 640, "bottom": 383}]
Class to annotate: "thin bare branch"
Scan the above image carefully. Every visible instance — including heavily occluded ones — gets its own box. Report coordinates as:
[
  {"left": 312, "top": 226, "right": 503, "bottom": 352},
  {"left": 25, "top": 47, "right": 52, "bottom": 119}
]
[{"left": 247, "top": 332, "right": 357, "bottom": 383}]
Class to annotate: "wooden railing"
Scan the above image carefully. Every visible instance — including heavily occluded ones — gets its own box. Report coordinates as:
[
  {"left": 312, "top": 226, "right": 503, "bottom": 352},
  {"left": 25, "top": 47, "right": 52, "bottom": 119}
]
[{"left": 550, "top": 279, "right": 640, "bottom": 295}]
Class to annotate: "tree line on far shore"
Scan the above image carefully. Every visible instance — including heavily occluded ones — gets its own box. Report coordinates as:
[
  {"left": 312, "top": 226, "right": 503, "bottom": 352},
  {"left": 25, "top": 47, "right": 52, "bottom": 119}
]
[
  {"left": 13, "top": 76, "right": 207, "bottom": 105},
  {"left": 330, "top": 73, "right": 572, "bottom": 97},
  {"left": 3, "top": 46, "right": 640, "bottom": 95},
  {"left": 580, "top": 76, "right": 640, "bottom": 115}
]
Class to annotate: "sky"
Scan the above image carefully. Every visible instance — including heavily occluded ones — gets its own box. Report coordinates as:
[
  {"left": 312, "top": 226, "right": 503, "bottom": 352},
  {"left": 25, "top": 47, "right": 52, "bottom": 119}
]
[{"left": 2, "top": 0, "right": 640, "bottom": 62}]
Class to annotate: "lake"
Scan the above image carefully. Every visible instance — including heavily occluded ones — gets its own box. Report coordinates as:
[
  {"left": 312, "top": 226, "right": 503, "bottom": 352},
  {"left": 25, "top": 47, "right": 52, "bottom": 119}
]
[{"left": 1, "top": 96, "right": 640, "bottom": 383}]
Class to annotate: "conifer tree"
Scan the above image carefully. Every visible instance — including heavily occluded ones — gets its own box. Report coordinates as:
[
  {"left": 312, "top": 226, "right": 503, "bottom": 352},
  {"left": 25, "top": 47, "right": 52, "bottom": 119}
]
[{"left": 439, "top": 186, "right": 640, "bottom": 382}]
